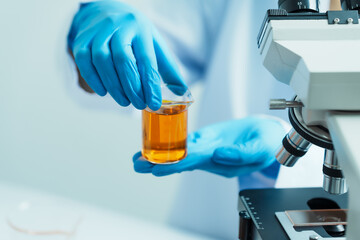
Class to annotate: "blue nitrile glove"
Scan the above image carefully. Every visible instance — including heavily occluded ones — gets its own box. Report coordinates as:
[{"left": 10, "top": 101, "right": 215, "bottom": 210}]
[
  {"left": 133, "top": 116, "right": 286, "bottom": 177},
  {"left": 68, "top": 1, "right": 187, "bottom": 110}
]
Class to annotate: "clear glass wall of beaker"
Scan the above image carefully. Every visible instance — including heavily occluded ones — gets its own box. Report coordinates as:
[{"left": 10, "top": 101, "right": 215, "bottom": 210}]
[{"left": 142, "top": 84, "right": 193, "bottom": 164}]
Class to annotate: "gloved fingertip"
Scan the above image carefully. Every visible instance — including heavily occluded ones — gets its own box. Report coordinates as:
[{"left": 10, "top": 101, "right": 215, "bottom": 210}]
[
  {"left": 80, "top": 2, "right": 92, "bottom": 8},
  {"left": 152, "top": 170, "right": 172, "bottom": 177},
  {"left": 167, "top": 84, "right": 187, "bottom": 96},
  {"left": 152, "top": 163, "right": 181, "bottom": 177},
  {"left": 114, "top": 96, "right": 131, "bottom": 107},
  {"left": 132, "top": 99, "right": 147, "bottom": 110},
  {"left": 132, "top": 152, "right": 155, "bottom": 173},
  {"left": 144, "top": 84, "right": 162, "bottom": 111},
  {"left": 134, "top": 164, "right": 153, "bottom": 173},
  {"left": 132, "top": 152, "right": 143, "bottom": 162},
  {"left": 133, "top": 159, "right": 154, "bottom": 173},
  {"left": 134, "top": 104, "right": 147, "bottom": 110},
  {"left": 148, "top": 99, "right": 162, "bottom": 111},
  {"left": 81, "top": 75, "right": 107, "bottom": 96},
  {"left": 120, "top": 100, "right": 131, "bottom": 107},
  {"left": 94, "top": 88, "right": 107, "bottom": 97}
]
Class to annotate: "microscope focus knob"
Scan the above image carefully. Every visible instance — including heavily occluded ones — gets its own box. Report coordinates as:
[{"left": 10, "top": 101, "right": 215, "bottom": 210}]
[
  {"left": 278, "top": 0, "right": 319, "bottom": 13},
  {"left": 269, "top": 99, "right": 304, "bottom": 110}
]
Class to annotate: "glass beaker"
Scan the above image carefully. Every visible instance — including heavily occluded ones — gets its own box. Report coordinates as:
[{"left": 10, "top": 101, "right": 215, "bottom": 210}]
[{"left": 142, "top": 84, "right": 193, "bottom": 164}]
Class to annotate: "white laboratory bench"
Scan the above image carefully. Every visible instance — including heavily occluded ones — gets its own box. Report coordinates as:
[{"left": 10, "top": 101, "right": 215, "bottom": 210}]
[{"left": 0, "top": 182, "right": 214, "bottom": 240}]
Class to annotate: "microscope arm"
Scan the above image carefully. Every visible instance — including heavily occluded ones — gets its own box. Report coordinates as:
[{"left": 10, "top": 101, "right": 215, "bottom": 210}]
[{"left": 327, "top": 112, "right": 360, "bottom": 240}]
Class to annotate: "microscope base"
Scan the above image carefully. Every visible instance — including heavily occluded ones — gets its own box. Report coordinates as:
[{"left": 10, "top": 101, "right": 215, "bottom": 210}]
[{"left": 238, "top": 188, "right": 348, "bottom": 240}]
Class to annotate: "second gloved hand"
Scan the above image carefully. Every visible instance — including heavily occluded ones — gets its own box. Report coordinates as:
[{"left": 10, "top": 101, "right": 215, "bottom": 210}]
[
  {"left": 133, "top": 116, "right": 286, "bottom": 178},
  {"left": 68, "top": 1, "right": 187, "bottom": 110}
]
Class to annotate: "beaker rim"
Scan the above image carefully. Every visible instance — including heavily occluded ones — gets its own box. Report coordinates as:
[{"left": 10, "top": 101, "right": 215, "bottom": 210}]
[{"left": 159, "top": 83, "right": 194, "bottom": 106}]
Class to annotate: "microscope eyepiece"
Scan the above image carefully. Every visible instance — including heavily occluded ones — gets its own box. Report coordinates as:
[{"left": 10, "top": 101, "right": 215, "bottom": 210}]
[{"left": 278, "top": 0, "right": 319, "bottom": 13}]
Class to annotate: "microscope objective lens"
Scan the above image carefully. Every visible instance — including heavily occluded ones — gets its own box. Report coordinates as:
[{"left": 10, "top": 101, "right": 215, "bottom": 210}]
[{"left": 278, "top": 0, "right": 319, "bottom": 13}]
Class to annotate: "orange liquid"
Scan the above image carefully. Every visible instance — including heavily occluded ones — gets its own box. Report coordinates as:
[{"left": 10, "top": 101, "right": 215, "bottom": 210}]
[{"left": 142, "top": 104, "right": 188, "bottom": 164}]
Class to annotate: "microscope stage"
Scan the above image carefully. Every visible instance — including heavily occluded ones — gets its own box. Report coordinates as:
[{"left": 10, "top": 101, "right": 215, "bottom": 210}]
[{"left": 238, "top": 188, "right": 348, "bottom": 240}]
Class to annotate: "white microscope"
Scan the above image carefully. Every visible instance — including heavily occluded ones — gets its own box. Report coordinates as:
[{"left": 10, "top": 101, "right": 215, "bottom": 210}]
[{"left": 238, "top": 0, "right": 360, "bottom": 239}]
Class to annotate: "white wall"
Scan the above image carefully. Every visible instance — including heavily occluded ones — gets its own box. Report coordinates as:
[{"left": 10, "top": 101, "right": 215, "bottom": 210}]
[{"left": 0, "top": 0, "right": 203, "bottom": 224}]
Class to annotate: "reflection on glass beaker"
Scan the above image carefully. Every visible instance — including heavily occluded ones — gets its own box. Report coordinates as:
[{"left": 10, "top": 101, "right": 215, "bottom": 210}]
[{"left": 142, "top": 84, "right": 193, "bottom": 164}]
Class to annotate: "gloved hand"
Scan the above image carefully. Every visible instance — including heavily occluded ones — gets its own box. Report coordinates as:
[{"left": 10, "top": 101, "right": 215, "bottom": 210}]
[
  {"left": 133, "top": 116, "right": 286, "bottom": 177},
  {"left": 68, "top": 1, "right": 187, "bottom": 110}
]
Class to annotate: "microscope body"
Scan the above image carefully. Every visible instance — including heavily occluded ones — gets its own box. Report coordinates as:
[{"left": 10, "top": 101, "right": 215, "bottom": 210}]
[
  {"left": 261, "top": 12, "right": 360, "bottom": 119},
  {"left": 241, "top": 2, "right": 360, "bottom": 239}
]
